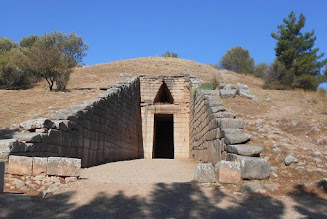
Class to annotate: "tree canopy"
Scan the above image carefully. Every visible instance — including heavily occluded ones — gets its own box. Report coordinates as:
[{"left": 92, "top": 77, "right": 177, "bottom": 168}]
[
  {"left": 0, "top": 31, "right": 88, "bottom": 90},
  {"left": 270, "top": 11, "right": 327, "bottom": 90},
  {"left": 220, "top": 46, "right": 254, "bottom": 74},
  {"left": 162, "top": 51, "right": 178, "bottom": 58}
]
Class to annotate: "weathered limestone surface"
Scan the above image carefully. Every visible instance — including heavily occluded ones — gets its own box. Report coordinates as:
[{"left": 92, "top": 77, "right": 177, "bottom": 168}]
[
  {"left": 215, "top": 161, "right": 241, "bottom": 184},
  {"left": 33, "top": 157, "right": 48, "bottom": 175},
  {"left": 47, "top": 157, "right": 81, "bottom": 177},
  {"left": 226, "top": 145, "right": 262, "bottom": 157},
  {"left": 8, "top": 155, "right": 33, "bottom": 175},
  {"left": 6, "top": 155, "right": 81, "bottom": 177},
  {"left": 224, "top": 133, "right": 251, "bottom": 145},
  {"left": 218, "top": 83, "right": 257, "bottom": 100},
  {"left": 194, "top": 163, "right": 216, "bottom": 183},
  {"left": 219, "top": 89, "right": 237, "bottom": 98},
  {"left": 227, "top": 154, "right": 270, "bottom": 179}
]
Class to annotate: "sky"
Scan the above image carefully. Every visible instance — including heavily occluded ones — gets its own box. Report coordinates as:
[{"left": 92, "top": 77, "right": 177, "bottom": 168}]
[{"left": 1, "top": 0, "right": 327, "bottom": 88}]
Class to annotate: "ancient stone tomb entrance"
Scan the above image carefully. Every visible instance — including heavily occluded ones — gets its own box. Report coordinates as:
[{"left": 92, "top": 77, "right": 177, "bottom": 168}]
[
  {"left": 140, "top": 76, "right": 190, "bottom": 159},
  {"left": 153, "top": 114, "right": 174, "bottom": 159}
]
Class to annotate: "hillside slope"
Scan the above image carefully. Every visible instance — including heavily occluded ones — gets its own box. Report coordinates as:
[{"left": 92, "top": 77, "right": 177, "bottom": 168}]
[
  {"left": 0, "top": 57, "right": 221, "bottom": 128},
  {"left": 1, "top": 57, "right": 327, "bottom": 197}
]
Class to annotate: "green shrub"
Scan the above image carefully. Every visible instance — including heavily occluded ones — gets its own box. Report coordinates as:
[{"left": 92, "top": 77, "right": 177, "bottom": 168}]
[
  {"left": 220, "top": 46, "right": 254, "bottom": 74},
  {"left": 264, "top": 60, "right": 294, "bottom": 90},
  {"left": 0, "top": 48, "right": 34, "bottom": 89},
  {"left": 162, "top": 51, "right": 178, "bottom": 58},
  {"left": 254, "top": 63, "right": 269, "bottom": 78}
]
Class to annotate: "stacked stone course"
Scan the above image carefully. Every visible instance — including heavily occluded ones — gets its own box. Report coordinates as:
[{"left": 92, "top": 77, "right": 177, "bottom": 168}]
[
  {"left": 0, "top": 76, "right": 142, "bottom": 168},
  {"left": 189, "top": 89, "right": 231, "bottom": 164},
  {"left": 190, "top": 82, "right": 271, "bottom": 182}
]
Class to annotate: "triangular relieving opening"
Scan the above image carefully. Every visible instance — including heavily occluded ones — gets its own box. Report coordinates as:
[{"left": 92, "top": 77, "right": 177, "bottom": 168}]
[{"left": 154, "top": 82, "right": 174, "bottom": 104}]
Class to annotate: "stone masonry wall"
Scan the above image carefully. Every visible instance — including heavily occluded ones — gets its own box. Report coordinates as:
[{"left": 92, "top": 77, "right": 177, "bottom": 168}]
[
  {"left": 189, "top": 88, "right": 247, "bottom": 164},
  {"left": 0, "top": 76, "right": 142, "bottom": 168}
]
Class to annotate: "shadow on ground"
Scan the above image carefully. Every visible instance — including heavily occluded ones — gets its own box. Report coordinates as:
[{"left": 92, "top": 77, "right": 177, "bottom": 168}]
[
  {"left": 288, "top": 184, "right": 327, "bottom": 219},
  {"left": 0, "top": 182, "right": 289, "bottom": 219}
]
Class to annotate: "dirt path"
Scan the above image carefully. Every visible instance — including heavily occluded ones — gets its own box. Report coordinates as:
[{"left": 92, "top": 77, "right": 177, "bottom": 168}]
[{"left": 1, "top": 159, "right": 327, "bottom": 218}]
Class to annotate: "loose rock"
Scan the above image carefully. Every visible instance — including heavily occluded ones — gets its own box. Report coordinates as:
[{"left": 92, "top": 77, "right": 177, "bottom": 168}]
[
  {"left": 39, "top": 190, "right": 53, "bottom": 198},
  {"left": 313, "top": 151, "right": 323, "bottom": 157},
  {"left": 65, "top": 176, "right": 78, "bottom": 184},
  {"left": 241, "top": 183, "right": 262, "bottom": 194},
  {"left": 264, "top": 184, "right": 278, "bottom": 191},
  {"left": 285, "top": 155, "right": 298, "bottom": 166},
  {"left": 317, "top": 178, "right": 327, "bottom": 191}
]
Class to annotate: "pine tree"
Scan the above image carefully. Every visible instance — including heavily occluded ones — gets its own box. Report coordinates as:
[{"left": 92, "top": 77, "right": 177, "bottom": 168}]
[{"left": 271, "top": 11, "right": 327, "bottom": 90}]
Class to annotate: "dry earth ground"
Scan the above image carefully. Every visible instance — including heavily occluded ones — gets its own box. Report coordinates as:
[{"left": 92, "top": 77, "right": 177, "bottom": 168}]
[
  {"left": 1, "top": 159, "right": 326, "bottom": 218},
  {"left": 1, "top": 57, "right": 327, "bottom": 217}
]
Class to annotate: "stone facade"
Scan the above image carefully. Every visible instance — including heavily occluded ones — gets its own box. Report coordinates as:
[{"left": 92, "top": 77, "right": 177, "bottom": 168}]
[{"left": 140, "top": 75, "right": 191, "bottom": 159}]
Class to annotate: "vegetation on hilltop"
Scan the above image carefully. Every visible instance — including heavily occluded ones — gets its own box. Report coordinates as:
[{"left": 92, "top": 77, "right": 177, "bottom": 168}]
[
  {"left": 220, "top": 46, "right": 255, "bottom": 74},
  {"left": 0, "top": 31, "right": 88, "bottom": 91},
  {"left": 162, "top": 51, "right": 178, "bottom": 58}
]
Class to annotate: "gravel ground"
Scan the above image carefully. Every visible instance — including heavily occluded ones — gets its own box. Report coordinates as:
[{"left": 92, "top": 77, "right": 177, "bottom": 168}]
[{"left": 1, "top": 159, "right": 326, "bottom": 218}]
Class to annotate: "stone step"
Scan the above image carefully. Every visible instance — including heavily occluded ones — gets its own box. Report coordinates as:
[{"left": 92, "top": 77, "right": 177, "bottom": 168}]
[
  {"left": 215, "top": 118, "right": 247, "bottom": 129},
  {"left": 226, "top": 144, "right": 263, "bottom": 157},
  {"left": 226, "top": 153, "right": 270, "bottom": 180},
  {"left": 220, "top": 129, "right": 242, "bottom": 137},
  {"left": 208, "top": 112, "right": 236, "bottom": 121},
  {"left": 224, "top": 133, "right": 251, "bottom": 145}
]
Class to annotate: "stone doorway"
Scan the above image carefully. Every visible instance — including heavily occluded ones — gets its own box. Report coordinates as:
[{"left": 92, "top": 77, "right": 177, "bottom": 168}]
[
  {"left": 140, "top": 75, "right": 191, "bottom": 159},
  {"left": 153, "top": 114, "right": 174, "bottom": 159}
]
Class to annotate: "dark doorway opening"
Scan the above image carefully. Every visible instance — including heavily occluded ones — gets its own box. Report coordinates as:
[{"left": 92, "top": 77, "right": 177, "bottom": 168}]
[{"left": 153, "top": 114, "right": 174, "bottom": 159}]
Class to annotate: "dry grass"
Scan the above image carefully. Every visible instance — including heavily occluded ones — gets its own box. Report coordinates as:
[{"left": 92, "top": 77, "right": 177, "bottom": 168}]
[{"left": 0, "top": 57, "right": 221, "bottom": 128}]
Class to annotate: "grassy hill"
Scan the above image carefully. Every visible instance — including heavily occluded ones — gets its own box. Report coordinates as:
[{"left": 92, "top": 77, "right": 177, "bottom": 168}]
[{"left": 1, "top": 56, "right": 327, "bottom": 196}]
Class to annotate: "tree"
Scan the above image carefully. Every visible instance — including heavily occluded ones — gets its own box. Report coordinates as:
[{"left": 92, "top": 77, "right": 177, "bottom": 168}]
[
  {"left": 254, "top": 63, "right": 269, "bottom": 78},
  {"left": 271, "top": 11, "right": 327, "bottom": 90},
  {"left": 0, "top": 48, "right": 33, "bottom": 89},
  {"left": 162, "top": 51, "right": 178, "bottom": 58},
  {"left": 220, "top": 46, "right": 254, "bottom": 74},
  {"left": 20, "top": 35, "right": 39, "bottom": 48},
  {"left": 28, "top": 31, "right": 88, "bottom": 90},
  {"left": 0, "top": 37, "right": 18, "bottom": 53},
  {"left": 264, "top": 60, "right": 294, "bottom": 90}
]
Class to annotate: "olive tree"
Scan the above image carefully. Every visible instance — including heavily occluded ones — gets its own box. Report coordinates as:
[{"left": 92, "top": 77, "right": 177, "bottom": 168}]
[{"left": 28, "top": 31, "right": 88, "bottom": 91}]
